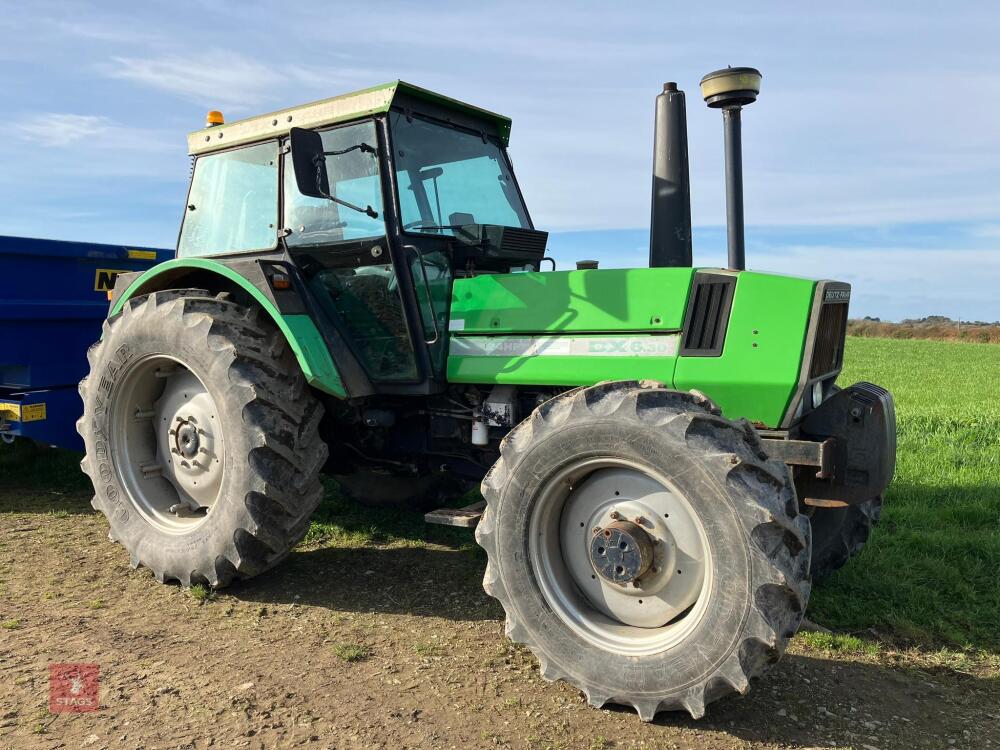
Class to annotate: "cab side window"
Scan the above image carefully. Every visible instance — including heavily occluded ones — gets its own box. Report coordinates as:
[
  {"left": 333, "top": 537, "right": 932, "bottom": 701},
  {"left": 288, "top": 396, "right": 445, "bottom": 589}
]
[
  {"left": 178, "top": 141, "right": 278, "bottom": 257},
  {"left": 283, "top": 122, "right": 384, "bottom": 246}
]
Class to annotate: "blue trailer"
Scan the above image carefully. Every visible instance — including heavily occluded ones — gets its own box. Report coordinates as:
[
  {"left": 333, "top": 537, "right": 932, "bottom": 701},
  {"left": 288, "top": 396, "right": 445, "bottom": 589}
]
[{"left": 0, "top": 236, "right": 172, "bottom": 451}]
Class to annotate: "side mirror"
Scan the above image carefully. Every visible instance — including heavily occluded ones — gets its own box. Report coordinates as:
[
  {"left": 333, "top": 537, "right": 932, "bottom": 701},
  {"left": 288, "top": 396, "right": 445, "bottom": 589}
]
[{"left": 289, "top": 127, "right": 330, "bottom": 199}]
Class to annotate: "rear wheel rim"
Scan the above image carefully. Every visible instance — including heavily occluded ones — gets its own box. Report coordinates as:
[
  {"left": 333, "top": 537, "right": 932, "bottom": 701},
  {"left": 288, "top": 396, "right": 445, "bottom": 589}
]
[
  {"left": 528, "top": 457, "right": 712, "bottom": 657},
  {"left": 111, "top": 355, "right": 225, "bottom": 535}
]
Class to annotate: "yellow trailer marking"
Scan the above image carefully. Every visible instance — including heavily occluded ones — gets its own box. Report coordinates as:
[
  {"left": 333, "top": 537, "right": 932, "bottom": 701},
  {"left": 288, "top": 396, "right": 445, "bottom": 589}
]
[
  {"left": 94, "top": 269, "right": 129, "bottom": 292},
  {"left": 0, "top": 402, "right": 46, "bottom": 422},
  {"left": 21, "top": 403, "right": 46, "bottom": 422}
]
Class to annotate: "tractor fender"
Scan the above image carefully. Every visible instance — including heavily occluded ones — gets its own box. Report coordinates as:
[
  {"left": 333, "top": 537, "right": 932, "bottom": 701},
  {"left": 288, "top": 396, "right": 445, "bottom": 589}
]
[{"left": 109, "top": 258, "right": 346, "bottom": 398}]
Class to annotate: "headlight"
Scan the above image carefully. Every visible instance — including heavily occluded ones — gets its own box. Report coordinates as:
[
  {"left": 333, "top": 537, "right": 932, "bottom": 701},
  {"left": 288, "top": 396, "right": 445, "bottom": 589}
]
[{"left": 812, "top": 381, "right": 825, "bottom": 408}]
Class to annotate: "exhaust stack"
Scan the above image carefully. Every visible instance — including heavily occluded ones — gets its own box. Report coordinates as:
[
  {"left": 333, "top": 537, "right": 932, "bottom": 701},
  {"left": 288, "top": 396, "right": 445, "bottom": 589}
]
[
  {"left": 700, "top": 67, "right": 761, "bottom": 272},
  {"left": 648, "top": 82, "right": 692, "bottom": 268}
]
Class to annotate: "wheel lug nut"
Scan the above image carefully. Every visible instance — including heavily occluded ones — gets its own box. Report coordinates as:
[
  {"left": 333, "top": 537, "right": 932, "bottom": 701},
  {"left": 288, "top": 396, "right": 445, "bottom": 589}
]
[
  {"left": 592, "top": 527, "right": 602, "bottom": 535},
  {"left": 609, "top": 511, "right": 621, "bottom": 520},
  {"left": 634, "top": 515, "right": 646, "bottom": 525}
]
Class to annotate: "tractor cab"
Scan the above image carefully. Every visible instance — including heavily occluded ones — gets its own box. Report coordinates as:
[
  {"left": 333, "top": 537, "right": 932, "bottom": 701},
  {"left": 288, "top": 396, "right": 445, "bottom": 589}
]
[{"left": 176, "top": 82, "right": 546, "bottom": 395}]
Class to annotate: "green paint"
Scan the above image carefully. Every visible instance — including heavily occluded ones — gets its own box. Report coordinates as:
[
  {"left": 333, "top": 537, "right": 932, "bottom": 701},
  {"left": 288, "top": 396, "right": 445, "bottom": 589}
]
[
  {"left": 673, "top": 272, "right": 815, "bottom": 425},
  {"left": 446, "top": 268, "right": 815, "bottom": 427},
  {"left": 449, "top": 268, "right": 695, "bottom": 334},
  {"left": 112, "top": 258, "right": 347, "bottom": 398},
  {"left": 112, "top": 260, "right": 815, "bottom": 424},
  {"left": 448, "top": 349, "right": 681, "bottom": 388},
  {"left": 279, "top": 315, "right": 347, "bottom": 398}
]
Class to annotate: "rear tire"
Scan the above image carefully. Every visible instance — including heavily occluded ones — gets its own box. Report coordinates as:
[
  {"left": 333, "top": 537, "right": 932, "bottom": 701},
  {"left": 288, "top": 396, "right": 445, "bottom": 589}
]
[
  {"left": 807, "top": 496, "right": 882, "bottom": 579},
  {"left": 77, "top": 291, "right": 326, "bottom": 588},
  {"left": 476, "top": 381, "right": 811, "bottom": 721}
]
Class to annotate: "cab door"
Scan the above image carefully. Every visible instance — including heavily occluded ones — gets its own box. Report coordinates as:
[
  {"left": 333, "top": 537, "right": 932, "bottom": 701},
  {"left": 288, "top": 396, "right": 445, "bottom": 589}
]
[{"left": 282, "top": 120, "right": 428, "bottom": 386}]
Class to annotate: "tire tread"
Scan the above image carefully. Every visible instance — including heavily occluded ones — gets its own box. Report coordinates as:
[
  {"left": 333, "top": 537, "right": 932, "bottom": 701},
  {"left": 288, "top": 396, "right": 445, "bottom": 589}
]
[{"left": 476, "top": 380, "right": 810, "bottom": 721}]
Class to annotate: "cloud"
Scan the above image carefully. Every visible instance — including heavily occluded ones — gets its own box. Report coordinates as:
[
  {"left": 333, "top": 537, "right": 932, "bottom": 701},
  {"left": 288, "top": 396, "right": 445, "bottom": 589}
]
[
  {"left": 0, "top": 111, "right": 182, "bottom": 189},
  {"left": 99, "top": 51, "right": 385, "bottom": 113},
  {"left": 970, "top": 224, "right": 1000, "bottom": 240},
  {"left": 7, "top": 112, "right": 174, "bottom": 153},
  {"left": 50, "top": 17, "right": 167, "bottom": 45},
  {"left": 747, "top": 246, "right": 1000, "bottom": 322},
  {"left": 13, "top": 113, "right": 110, "bottom": 147},
  {"left": 101, "top": 53, "right": 288, "bottom": 111}
]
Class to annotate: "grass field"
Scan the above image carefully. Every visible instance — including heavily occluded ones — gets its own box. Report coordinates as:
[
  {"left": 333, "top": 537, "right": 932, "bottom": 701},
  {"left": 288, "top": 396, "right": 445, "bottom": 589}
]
[
  {"left": 4, "top": 336, "right": 998, "bottom": 657},
  {"left": 810, "top": 337, "right": 1000, "bottom": 653}
]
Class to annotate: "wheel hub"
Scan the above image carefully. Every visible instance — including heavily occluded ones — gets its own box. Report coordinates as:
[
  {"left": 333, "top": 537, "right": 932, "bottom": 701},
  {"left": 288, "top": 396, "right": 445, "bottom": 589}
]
[
  {"left": 544, "top": 465, "right": 707, "bottom": 633},
  {"left": 155, "top": 370, "right": 223, "bottom": 513},
  {"left": 174, "top": 420, "right": 200, "bottom": 459},
  {"left": 590, "top": 521, "right": 654, "bottom": 585},
  {"left": 111, "top": 356, "right": 225, "bottom": 534}
]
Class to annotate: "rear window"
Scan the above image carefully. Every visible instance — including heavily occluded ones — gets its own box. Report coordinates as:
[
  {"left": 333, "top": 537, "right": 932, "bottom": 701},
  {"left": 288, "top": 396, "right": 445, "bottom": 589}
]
[{"left": 178, "top": 141, "right": 278, "bottom": 257}]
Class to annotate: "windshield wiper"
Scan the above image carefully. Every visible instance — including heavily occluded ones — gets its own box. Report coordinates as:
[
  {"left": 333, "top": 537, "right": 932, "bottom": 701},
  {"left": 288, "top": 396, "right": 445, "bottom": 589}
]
[
  {"left": 403, "top": 222, "right": 480, "bottom": 240},
  {"left": 405, "top": 222, "right": 458, "bottom": 231},
  {"left": 310, "top": 143, "right": 380, "bottom": 218},
  {"left": 324, "top": 143, "right": 377, "bottom": 157},
  {"left": 326, "top": 194, "right": 379, "bottom": 219}
]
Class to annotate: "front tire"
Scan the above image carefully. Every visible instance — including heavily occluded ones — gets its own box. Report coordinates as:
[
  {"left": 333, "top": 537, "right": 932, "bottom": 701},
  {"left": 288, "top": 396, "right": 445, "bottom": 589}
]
[
  {"left": 476, "top": 382, "right": 811, "bottom": 720},
  {"left": 77, "top": 291, "right": 327, "bottom": 588}
]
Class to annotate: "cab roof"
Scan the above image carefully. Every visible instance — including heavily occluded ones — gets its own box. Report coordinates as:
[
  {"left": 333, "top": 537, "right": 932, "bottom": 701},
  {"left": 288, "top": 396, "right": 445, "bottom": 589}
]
[{"left": 187, "top": 80, "right": 512, "bottom": 156}]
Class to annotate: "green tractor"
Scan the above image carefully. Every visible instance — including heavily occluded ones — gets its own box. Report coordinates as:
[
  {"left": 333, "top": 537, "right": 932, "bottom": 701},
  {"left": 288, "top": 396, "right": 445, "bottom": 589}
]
[{"left": 78, "top": 67, "right": 895, "bottom": 720}]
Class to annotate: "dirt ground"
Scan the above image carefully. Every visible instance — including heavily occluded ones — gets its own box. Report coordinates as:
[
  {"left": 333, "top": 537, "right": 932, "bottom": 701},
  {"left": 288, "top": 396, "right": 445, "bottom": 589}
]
[{"left": 1, "top": 487, "right": 998, "bottom": 750}]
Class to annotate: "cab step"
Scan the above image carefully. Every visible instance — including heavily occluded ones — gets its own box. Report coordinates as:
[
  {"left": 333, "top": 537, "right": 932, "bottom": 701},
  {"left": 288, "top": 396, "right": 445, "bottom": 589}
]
[{"left": 424, "top": 500, "right": 487, "bottom": 528}]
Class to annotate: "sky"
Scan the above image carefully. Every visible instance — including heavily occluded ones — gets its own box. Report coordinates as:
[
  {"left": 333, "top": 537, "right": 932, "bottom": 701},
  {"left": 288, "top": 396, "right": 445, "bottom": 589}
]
[{"left": 2, "top": 1, "right": 999, "bottom": 321}]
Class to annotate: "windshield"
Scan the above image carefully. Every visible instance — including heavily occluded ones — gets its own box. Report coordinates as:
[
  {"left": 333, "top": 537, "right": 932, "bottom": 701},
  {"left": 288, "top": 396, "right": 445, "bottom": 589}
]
[{"left": 390, "top": 112, "right": 530, "bottom": 236}]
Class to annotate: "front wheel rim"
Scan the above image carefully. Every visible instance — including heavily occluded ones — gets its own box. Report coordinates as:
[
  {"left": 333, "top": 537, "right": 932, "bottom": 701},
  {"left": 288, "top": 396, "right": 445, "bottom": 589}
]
[
  {"left": 111, "top": 355, "right": 225, "bottom": 535},
  {"left": 528, "top": 457, "right": 713, "bottom": 657}
]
